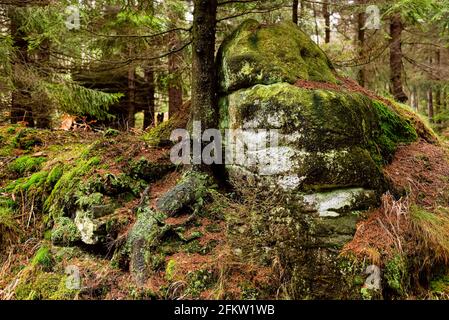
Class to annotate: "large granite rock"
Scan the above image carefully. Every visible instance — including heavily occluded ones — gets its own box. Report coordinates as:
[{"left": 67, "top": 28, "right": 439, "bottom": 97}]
[{"left": 217, "top": 20, "right": 419, "bottom": 298}]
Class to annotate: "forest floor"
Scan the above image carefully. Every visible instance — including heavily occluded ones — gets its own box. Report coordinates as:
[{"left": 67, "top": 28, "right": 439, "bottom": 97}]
[
  {"left": 1, "top": 124, "right": 449, "bottom": 299},
  {"left": 0, "top": 125, "right": 276, "bottom": 300}
]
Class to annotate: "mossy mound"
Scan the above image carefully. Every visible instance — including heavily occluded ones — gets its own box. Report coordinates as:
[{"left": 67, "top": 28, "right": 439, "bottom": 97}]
[
  {"left": 143, "top": 101, "right": 190, "bottom": 146},
  {"left": 217, "top": 20, "right": 337, "bottom": 94}
]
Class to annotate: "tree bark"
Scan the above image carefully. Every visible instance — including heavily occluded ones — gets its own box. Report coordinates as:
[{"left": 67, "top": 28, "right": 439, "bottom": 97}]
[
  {"left": 292, "top": 0, "right": 299, "bottom": 25},
  {"left": 168, "top": 31, "right": 183, "bottom": 118},
  {"left": 435, "top": 49, "right": 441, "bottom": 118},
  {"left": 428, "top": 88, "right": 434, "bottom": 122},
  {"left": 411, "top": 86, "right": 419, "bottom": 111},
  {"left": 389, "top": 14, "right": 408, "bottom": 103},
  {"left": 191, "top": 0, "right": 218, "bottom": 128},
  {"left": 312, "top": 3, "right": 319, "bottom": 45},
  {"left": 143, "top": 66, "right": 155, "bottom": 129},
  {"left": 127, "top": 62, "right": 136, "bottom": 129},
  {"left": 356, "top": 0, "right": 366, "bottom": 87},
  {"left": 441, "top": 88, "right": 447, "bottom": 110},
  {"left": 323, "top": 1, "right": 330, "bottom": 44}
]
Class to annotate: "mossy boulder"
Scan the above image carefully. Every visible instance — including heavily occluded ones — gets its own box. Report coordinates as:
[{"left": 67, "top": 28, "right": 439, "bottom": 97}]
[
  {"left": 74, "top": 209, "right": 127, "bottom": 245},
  {"left": 217, "top": 20, "right": 424, "bottom": 299},
  {"left": 220, "top": 83, "right": 417, "bottom": 193},
  {"left": 156, "top": 172, "right": 211, "bottom": 216},
  {"left": 127, "top": 208, "right": 171, "bottom": 286},
  {"left": 217, "top": 20, "right": 337, "bottom": 94}
]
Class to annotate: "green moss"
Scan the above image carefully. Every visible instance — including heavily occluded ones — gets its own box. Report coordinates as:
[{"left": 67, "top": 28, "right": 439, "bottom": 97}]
[
  {"left": 103, "top": 128, "right": 120, "bottom": 138},
  {"left": 240, "top": 282, "right": 260, "bottom": 300},
  {"left": 11, "top": 128, "right": 42, "bottom": 150},
  {"left": 384, "top": 254, "right": 408, "bottom": 296},
  {"left": 390, "top": 100, "right": 437, "bottom": 143},
  {"left": 430, "top": 274, "right": 449, "bottom": 295},
  {"left": 15, "top": 271, "right": 78, "bottom": 300},
  {"left": 143, "top": 120, "right": 175, "bottom": 146},
  {"left": 129, "top": 158, "right": 175, "bottom": 182},
  {"left": 217, "top": 20, "right": 337, "bottom": 93},
  {"left": 0, "top": 203, "right": 18, "bottom": 245},
  {"left": 7, "top": 127, "right": 17, "bottom": 134},
  {"left": 46, "top": 164, "right": 64, "bottom": 187},
  {"left": 8, "top": 156, "right": 46, "bottom": 175},
  {"left": 185, "top": 269, "right": 216, "bottom": 298},
  {"left": 156, "top": 171, "right": 214, "bottom": 216},
  {"left": 5, "top": 171, "right": 49, "bottom": 194},
  {"left": 44, "top": 156, "right": 101, "bottom": 218},
  {"left": 370, "top": 101, "right": 418, "bottom": 164},
  {"left": 32, "top": 246, "right": 54, "bottom": 271},
  {"left": 165, "top": 259, "right": 177, "bottom": 281},
  {"left": 226, "top": 84, "right": 377, "bottom": 150},
  {"left": 51, "top": 217, "right": 81, "bottom": 246}
]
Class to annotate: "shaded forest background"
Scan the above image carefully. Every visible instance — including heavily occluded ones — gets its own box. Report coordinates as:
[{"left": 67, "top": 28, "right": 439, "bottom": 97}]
[{"left": 1, "top": 0, "right": 449, "bottom": 133}]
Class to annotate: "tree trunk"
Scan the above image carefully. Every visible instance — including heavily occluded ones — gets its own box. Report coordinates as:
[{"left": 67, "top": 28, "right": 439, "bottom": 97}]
[
  {"left": 9, "top": 6, "right": 34, "bottom": 126},
  {"left": 443, "top": 88, "right": 448, "bottom": 111},
  {"left": 312, "top": 3, "right": 319, "bottom": 45},
  {"left": 143, "top": 66, "right": 155, "bottom": 129},
  {"left": 191, "top": 0, "right": 218, "bottom": 128},
  {"left": 389, "top": 14, "right": 408, "bottom": 103},
  {"left": 428, "top": 88, "right": 434, "bottom": 122},
  {"left": 127, "top": 63, "right": 136, "bottom": 129},
  {"left": 323, "top": 1, "right": 330, "bottom": 44},
  {"left": 411, "top": 86, "right": 419, "bottom": 111},
  {"left": 191, "top": 0, "right": 218, "bottom": 169},
  {"left": 435, "top": 86, "right": 441, "bottom": 119},
  {"left": 356, "top": 0, "right": 366, "bottom": 87},
  {"left": 435, "top": 49, "right": 441, "bottom": 119},
  {"left": 168, "top": 31, "right": 183, "bottom": 118},
  {"left": 292, "top": 0, "right": 299, "bottom": 25}
]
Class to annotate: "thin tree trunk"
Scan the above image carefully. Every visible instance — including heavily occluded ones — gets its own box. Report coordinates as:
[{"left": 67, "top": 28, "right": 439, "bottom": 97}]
[
  {"left": 389, "top": 14, "right": 408, "bottom": 103},
  {"left": 435, "top": 86, "right": 441, "bottom": 119},
  {"left": 299, "top": 0, "right": 305, "bottom": 27},
  {"left": 292, "top": 0, "right": 299, "bottom": 25},
  {"left": 143, "top": 0, "right": 156, "bottom": 129},
  {"left": 428, "top": 87, "right": 434, "bottom": 122},
  {"left": 323, "top": 1, "right": 330, "bottom": 44},
  {"left": 412, "top": 86, "right": 419, "bottom": 111},
  {"left": 356, "top": 0, "right": 366, "bottom": 87},
  {"left": 143, "top": 66, "right": 155, "bottom": 129},
  {"left": 435, "top": 49, "right": 441, "bottom": 119},
  {"left": 168, "top": 31, "right": 183, "bottom": 118},
  {"left": 312, "top": 3, "right": 319, "bottom": 45},
  {"left": 127, "top": 62, "right": 136, "bottom": 129},
  {"left": 428, "top": 54, "right": 434, "bottom": 122},
  {"left": 443, "top": 88, "right": 448, "bottom": 110}
]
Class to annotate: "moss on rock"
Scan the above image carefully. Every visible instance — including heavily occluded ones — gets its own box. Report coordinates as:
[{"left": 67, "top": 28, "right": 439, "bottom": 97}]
[
  {"left": 15, "top": 270, "right": 78, "bottom": 300},
  {"left": 32, "top": 245, "right": 54, "bottom": 271},
  {"left": 44, "top": 156, "right": 101, "bottom": 219},
  {"left": 8, "top": 155, "right": 46, "bottom": 175},
  {"left": 217, "top": 20, "right": 337, "bottom": 93},
  {"left": 51, "top": 217, "right": 81, "bottom": 246}
]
